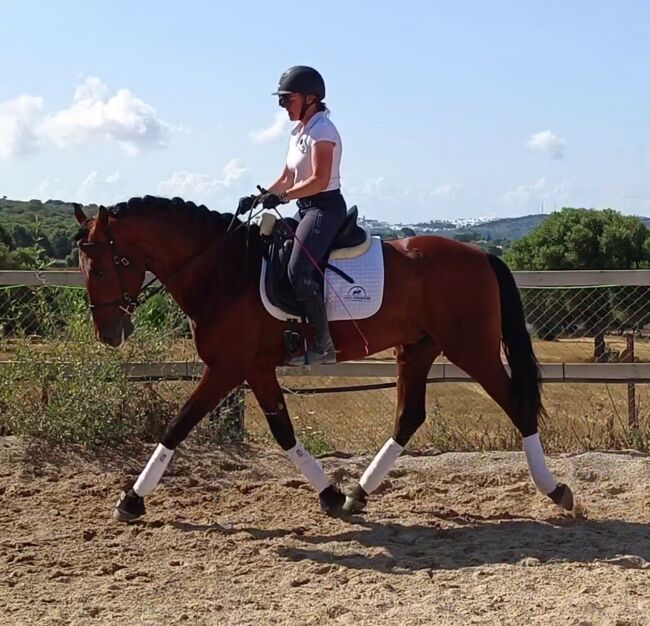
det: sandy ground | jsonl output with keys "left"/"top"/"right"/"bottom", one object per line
{"left": 1, "top": 437, "right": 649, "bottom": 626}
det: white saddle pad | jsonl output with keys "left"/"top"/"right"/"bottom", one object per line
{"left": 260, "top": 236, "right": 385, "bottom": 322}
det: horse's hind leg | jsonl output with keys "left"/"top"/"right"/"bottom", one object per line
{"left": 442, "top": 337, "right": 573, "bottom": 511}
{"left": 247, "top": 368, "right": 345, "bottom": 515}
{"left": 344, "top": 338, "right": 440, "bottom": 513}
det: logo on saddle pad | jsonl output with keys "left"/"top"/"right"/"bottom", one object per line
{"left": 344, "top": 285, "right": 371, "bottom": 302}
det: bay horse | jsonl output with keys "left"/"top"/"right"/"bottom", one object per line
{"left": 73, "top": 196, "right": 574, "bottom": 522}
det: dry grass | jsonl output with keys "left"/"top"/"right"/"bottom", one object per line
{"left": 2, "top": 336, "right": 649, "bottom": 452}
{"left": 243, "top": 377, "right": 650, "bottom": 454}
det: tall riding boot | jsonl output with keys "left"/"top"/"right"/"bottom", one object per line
{"left": 289, "top": 293, "right": 337, "bottom": 366}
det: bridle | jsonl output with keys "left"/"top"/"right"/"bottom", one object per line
{"left": 78, "top": 211, "right": 251, "bottom": 317}
{"left": 78, "top": 223, "right": 161, "bottom": 317}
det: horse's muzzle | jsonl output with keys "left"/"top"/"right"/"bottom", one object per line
{"left": 99, "top": 316, "right": 134, "bottom": 347}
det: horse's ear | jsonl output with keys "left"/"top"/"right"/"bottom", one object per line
{"left": 74, "top": 203, "right": 87, "bottom": 225}
{"left": 97, "top": 205, "right": 109, "bottom": 231}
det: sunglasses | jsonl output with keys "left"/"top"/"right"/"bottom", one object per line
{"left": 278, "top": 94, "right": 300, "bottom": 107}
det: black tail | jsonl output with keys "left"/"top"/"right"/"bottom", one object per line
{"left": 487, "top": 254, "right": 545, "bottom": 429}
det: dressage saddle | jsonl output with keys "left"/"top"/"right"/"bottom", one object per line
{"left": 262, "top": 206, "right": 369, "bottom": 317}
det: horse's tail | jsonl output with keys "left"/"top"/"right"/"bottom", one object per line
{"left": 487, "top": 254, "right": 546, "bottom": 427}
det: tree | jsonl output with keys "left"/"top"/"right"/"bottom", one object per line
{"left": 504, "top": 208, "right": 650, "bottom": 360}
{"left": 0, "top": 223, "right": 12, "bottom": 248}
{"left": 505, "top": 208, "right": 650, "bottom": 270}
{"left": 0, "top": 243, "right": 16, "bottom": 269}
{"left": 399, "top": 227, "right": 416, "bottom": 238}
{"left": 33, "top": 233, "right": 54, "bottom": 257}
{"left": 11, "top": 224, "right": 34, "bottom": 248}
{"left": 0, "top": 244, "right": 37, "bottom": 270}
{"left": 50, "top": 228, "right": 74, "bottom": 258}
{"left": 454, "top": 231, "right": 482, "bottom": 243}
{"left": 65, "top": 248, "right": 79, "bottom": 268}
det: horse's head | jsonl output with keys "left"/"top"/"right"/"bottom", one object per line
{"left": 74, "top": 204, "right": 145, "bottom": 347}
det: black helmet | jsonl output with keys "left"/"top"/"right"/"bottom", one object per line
{"left": 272, "top": 66, "right": 325, "bottom": 100}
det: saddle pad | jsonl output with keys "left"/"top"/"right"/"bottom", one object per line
{"left": 260, "top": 236, "right": 385, "bottom": 322}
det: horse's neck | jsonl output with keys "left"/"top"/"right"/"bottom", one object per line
{"left": 120, "top": 216, "right": 226, "bottom": 316}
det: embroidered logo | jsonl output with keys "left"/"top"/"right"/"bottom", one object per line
{"left": 344, "top": 285, "right": 371, "bottom": 302}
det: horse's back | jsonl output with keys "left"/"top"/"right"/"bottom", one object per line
{"left": 386, "top": 234, "right": 488, "bottom": 262}
{"left": 382, "top": 234, "right": 501, "bottom": 324}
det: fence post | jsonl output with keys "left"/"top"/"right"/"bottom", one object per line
{"left": 625, "top": 333, "right": 638, "bottom": 429}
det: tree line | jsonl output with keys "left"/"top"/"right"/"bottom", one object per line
{"left": 0, "top": 198, "right": 81, "bottom": 269}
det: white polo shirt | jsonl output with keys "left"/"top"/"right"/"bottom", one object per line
{"left": 286, "top": 111, "right": 342, "bottom": 192}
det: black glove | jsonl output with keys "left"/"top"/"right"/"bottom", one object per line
{"left": 236, "top": 195, "right": 257, "bottom": 215}
{"left": 259, "top": 192, "right": 286, "bottom": 210}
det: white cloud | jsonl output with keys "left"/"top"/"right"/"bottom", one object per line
{"left": 350, "top": 179, "right": 461, "bottom": 208}
{"left": 348, "top": 177, "right": 394, "bottom": 199}
{"left": 526, "top": 130, "right": 566, "bottom": 159}
{"left": 0, "top": 77, "right": 172, "bottom": 158}
{"left": 37, "top": 177, "right": 70, "bottom": 201}
{"left": 431, "top": 184, "right": 459, "bottom": 200}
{"left": 76, "top": 171, "right": 125, "bottom": 205}
{"left": 39, "top": 76, "right": 170, "bottom": 155}
{"left": 503, "top": 177, "right": 547, "bottom": 203}
{"left": 0, "top": 95, "right": 44, "bottom": 158}
{"left": 157, "top": 159, "right": 247, "bottom": 203}
{"left": 503, "top": 177, "right": 572, "bottom": 208}
{"left": 249, "top": 112, "right": 290, "bottom": 144}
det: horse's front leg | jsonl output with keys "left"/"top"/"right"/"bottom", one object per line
{"left": 247, "top": 368, "right": 345, "bottom": 515}
{"left": 114, "top": 365, "right": 244, "bottom": 522}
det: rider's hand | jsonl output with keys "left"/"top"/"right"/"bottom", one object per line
{"left": 236, "top": 195, "right": 257, "bottom": 215}
{"left": 259, "top": 192, "right": 287, "bottom": 210}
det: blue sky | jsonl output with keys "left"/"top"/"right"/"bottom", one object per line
{"left": 1, "top": 1, "right": 649, "bottom": 222}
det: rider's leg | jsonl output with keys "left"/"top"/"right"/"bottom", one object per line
{"left": 288, "top": 198, "right": 346, "bottom": 365}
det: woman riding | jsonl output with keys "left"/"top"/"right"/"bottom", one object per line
{"left": 239, "top": 65, "right": 347, "bottom": 365}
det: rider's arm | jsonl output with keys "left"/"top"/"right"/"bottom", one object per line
{"left": 283, "top": 141, "right": 334, "bottom": 201}
{"left": 266, "top": 166, "right": 295, "bottom": 195}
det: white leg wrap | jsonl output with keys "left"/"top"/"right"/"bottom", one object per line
{"left": 523, "top": 433, "right": 556, "bottom": 495}
{"left": 286, "top": 441, "right": 331, "bottom": 493}
{"left": 133, "top": 444, "right": 175, "bottom": 497}
{"left": 359, "top": 438, "right": 404, "bottom": 495}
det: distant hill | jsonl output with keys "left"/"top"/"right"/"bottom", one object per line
{"left": 3, "top": 197, "right": 650, "bottom": 250}
{"left": 440, "top": 214, "right": 549, "bottom": 241}
{"left": 430, "top": 213, "right": 650, "bottom": 242}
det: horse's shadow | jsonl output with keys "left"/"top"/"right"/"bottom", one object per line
{"left": 243, "top": 513, "right": 650, "bottom": 572}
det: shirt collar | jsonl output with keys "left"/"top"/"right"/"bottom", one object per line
{"left": 291, "top": 111, "right": 327, "bottom": 136}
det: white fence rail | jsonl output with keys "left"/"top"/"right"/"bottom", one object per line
{"left": 3, "top": 270, "right": 650, "bottom": 384}
{"left": 1, "top": 360, "right": 647, "bottom": 383}
{"left": 4, "top": 269, "right": 650, "bottom": 288}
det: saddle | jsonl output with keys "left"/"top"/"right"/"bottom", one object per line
{"left": 261, "top": 206, "right": 370, "bottom": 317}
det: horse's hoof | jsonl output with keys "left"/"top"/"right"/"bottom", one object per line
{"left": 342, "top": 485, "right": 368, "bottom": 514}
{"left": 342, "top": 496, "right": 366, "bottom": 514}
{"left": 319, "top": 485, "right": 346, "bottom": 515}
{"left": 548, "top": 483, "right": 574, "bottom": 511}
{"left": 114, "top": 488, "right": 145, "bottom": 523}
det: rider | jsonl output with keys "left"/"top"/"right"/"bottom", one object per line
{"left": 239, "top": 65, "right": 347, "bottom": 365}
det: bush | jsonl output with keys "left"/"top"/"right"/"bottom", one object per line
{"left": 0, "top": 287, "right": 189, "bottom": 444}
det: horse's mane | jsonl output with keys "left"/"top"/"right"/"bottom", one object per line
{"left": 108, "top": 195, "right": 239, "bottom": 229}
